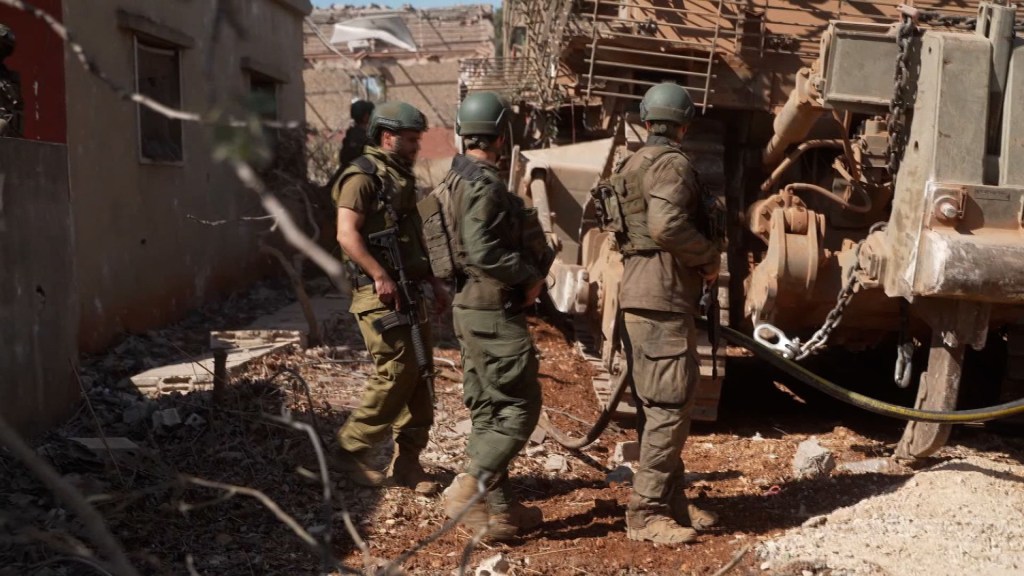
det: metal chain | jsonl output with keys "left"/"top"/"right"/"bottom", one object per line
{"left": 913, "top": 9, "right": 977, "bottom": 30}
{"left": 886, "top": 13, "right": 916, "bottom": 180}
{"left": 753, "top": 242, "right": 865, "bottom": 361}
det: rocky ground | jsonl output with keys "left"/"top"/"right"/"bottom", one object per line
{"left": 2, "top": 279, "right": 1023, "bottom": 576}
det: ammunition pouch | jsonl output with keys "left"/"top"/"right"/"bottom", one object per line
{"left": 591, "top": 147, "right": 683, "bottom": 256}
{"left": 417, "top": 171, "right": 462, "bottom": 280}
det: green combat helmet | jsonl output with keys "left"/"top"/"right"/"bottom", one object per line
{"left": 456, "top": 91, "right": 510, "bottom": 136}
{"left": 368, "top": 101, "right": 427, "bottom": 140}
{"left": 639, "top": 82, "right": 695, "bottom": 126}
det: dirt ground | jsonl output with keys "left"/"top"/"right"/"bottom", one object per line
{"left": 2, "top": 281, "right": 1023, "bottom": 576}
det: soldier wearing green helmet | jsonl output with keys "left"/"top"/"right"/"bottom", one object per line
{"left": 610, "top": 82, "right": 722, "bottom": 544}
{"left": 434, "top": 90, "right": 552, "bottom": 541}
{"left": 331, "top": 100, "right": 449, "bottom": 495}
{"left": 0, "top": 23, "right": 23, "bottom": 138}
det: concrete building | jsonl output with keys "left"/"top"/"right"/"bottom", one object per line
{"left": 0, "top": 0, "right": 312, "bottom": 436}
{"left": 304, "top": 3, "right": 496, "bottom": 174}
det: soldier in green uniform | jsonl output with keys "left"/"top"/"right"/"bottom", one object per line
{"left": 614, "top": 83, "right": 722, "bottom": 544}
{"left": 0, "top": 24, "right": 22, "bottom": 138}
{"left": 333, "top": 101, "right": 449, "bottom": 495}
{"left": 438, "top": 91, "right": 554, "bottom": 541}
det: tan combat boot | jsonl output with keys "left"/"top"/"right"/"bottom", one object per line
{"left": 626, "top": 509, "right": 698, "bottom": 545}
{"left": 669, "top": 492, "right": 719, "bottom": 531}
{"left": 389, "top": 448, "right": 440, "bottom": 496}
{"left": 685, "top": 504, "right": 719, "bottom": 530}
{"left": 441, "top": 473, "right": 490, "bottom": 533}
{"left": 485, "top": 502, "right": 544, "bottom": 541}
{"left": 330, "top": 447, "right": 386, "bottom": 488}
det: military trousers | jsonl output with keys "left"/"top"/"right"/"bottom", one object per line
{"left": 621, "top": 309, "right": 699, "bottom": 513}
{"left": 453, "top": 307, "right": 542, "bottom": 509}
{"left": 337, "top": 301, "right": 435, "bottom": 455}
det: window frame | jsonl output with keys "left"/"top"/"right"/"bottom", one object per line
{"left": 133, "top": 35, "right": 185, "bottom": 166}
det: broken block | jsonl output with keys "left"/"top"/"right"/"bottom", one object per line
{"left": 611, "top": 440, "right": 640, "bottom": 465}
{"left": 70, "top": 437, "right": 140, "bottom": 452}
{"left": 152, "top": 408, "right": 182, "bottom": 429}
{"left": 792, "top": 438, "right": 836, "bottom": 479}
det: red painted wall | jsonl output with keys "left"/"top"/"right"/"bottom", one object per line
{"left": 0, "top": 0, "right": 66, "bottom": 143}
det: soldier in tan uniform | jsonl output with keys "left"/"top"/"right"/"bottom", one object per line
{"left": 611, "top": 83, "right": 722, "bottom": 544}
{"left": 333, "top": 101, "right": 449, "bottom": 495}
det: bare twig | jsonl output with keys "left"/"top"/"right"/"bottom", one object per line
{"left": 179, "top": 476, "right": 316, "bottom": 546}
{"left": 381, "top": 474, "right": 492, "bottom": 574}
{"left": 456, "top": 528, "right": 487, "bottom": 576}
{"left": 0, "top": 414, "right": 141, "bottom": 576}
{"left": 231, "top": 159, "right": 347, "bottom": 288}
{"left": 71, "top": 360, "right": 125, "bottom": 486}
{"left": 341, "top": 511, "right": 372, "bottom": 572}
{"left": 186, "top": 214, "right": 276, "bottom": 226}
{"left": 260, "top": 240, "right": 323, "bottom": 346}
{"left": 304, "top": 16, "right": 362, "bottom": 73}
{"left": 185, "top": 554, "right": 203, "bottom": 576}
{"left": 710, "top": 545, "right": 752, "bottom": 576}
{"left": 27, "top": 556, "right": 117, "bottom": 576}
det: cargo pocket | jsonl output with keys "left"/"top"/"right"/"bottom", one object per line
{"left": 635, "top": 337, "right": 695, "bottom": 406}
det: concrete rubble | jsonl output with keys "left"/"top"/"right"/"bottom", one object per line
{"left": 792, "top": 438, "right": 836, "bottom": 479}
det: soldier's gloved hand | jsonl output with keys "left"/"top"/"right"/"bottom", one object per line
{"left": 374, "top": 272, "right": 401, "bottom": 311}
{"left": 429, "top": 276, "right": 451, "bottom": 314}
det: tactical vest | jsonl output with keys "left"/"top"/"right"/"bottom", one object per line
{"left": 417, "top": 156, "right": 473, "bottom": 281}
{"left": 590, "top": 146, "right": 685, "bottom": 256}
{"left": 337, "top": 150, "right": 431, "bottom": 281}
{"left": 419, "top": 155, "right": 554, "bottom": 282}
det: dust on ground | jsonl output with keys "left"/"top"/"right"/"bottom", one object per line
{"left": 2, "top": 282, "right": 1023, "bottom": 575}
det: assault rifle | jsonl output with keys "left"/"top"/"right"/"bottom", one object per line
{"left": 699, "top": 277, "right": 721, "bottom": 381}
{"left": 367, "top": 227, "right": 435, "bottom": 401}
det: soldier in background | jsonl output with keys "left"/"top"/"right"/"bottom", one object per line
{"left": 338, "top": 99, "right": 375, "bottom": 168}
{"left": 0, "top": 24, "right": 23, "bottom": 138}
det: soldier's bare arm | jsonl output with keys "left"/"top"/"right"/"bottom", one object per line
{"left": 337, "top": 207, "right": 400, "bottom": 309}
{"left": 645, "top": 155, "right": 719, "bottom": 273}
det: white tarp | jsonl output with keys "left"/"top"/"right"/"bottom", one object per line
{"left": 330, "top": 15, "right": 417, "bottom": 52}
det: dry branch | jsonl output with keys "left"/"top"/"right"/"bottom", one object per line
{"left": 0, "top": 414, "right": 141, "bottom": 576}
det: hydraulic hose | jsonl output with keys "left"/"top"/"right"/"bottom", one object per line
{"left": 717, "top": 323, "right": 1024, "bottom": 423}
{"left": 538, "top": 369, "right": 630, "bottom": 450}
{"left": 540, "top": 320, "right": 1024, "bottom": 450}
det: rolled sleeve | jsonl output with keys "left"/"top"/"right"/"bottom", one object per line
{"left": 645, "top": 155, "right": 718, "bottom": 269}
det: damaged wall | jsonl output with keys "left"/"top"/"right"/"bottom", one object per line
{"left": 0, "top": 139, "right": 79, "bottom": 437}
{"left": 0, "top": 0, "right": 67, "bottom": 143}
{"left": 62, "top": 0, "right": 311, "bottom": 353}
{"left": 304, "top": 5, "right": 494, "bottom": 163}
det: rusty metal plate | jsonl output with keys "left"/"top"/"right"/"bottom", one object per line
{"left": 822, "top": 22, "right": 898, "bottom": 113}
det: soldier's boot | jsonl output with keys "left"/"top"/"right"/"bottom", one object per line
{"left": 388, "top": 446, "right": 440, "bottom": 496}
{"left": 441, "top": 473, "right": 490, "bottom": 533}
{"left": 329, "top": 447, "right": 386, "bottom": 488}
{"left": 626, "top": 510, "right": 698, "bottom": 545}
{"left": 669, "top": 491, "right": 718, "bottom": 531}
{"left": 626, "top": 495, "right": 697, "bottom": 545}
{"left": 485, "top": 502, "right": 544, "bottom": 541}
